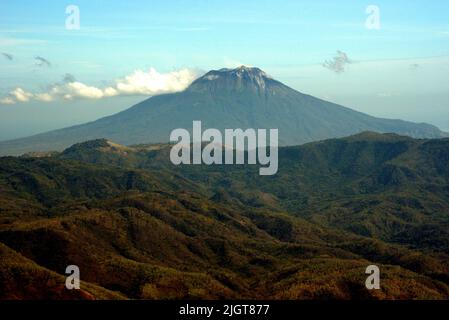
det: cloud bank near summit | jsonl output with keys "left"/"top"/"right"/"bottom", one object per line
{"left": 0, "top": 68, "right": 201, "bottom": 105}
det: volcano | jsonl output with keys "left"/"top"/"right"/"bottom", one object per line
{"left": 0, "top": 66, "right": 446, "bottom": 155}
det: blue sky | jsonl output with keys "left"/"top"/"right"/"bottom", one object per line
{"left": 1, "top": 0, "right": 449, "bottom": 140}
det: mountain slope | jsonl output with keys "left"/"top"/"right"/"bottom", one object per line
{"left": 0, "top": 66, "right": 446, "bottom": 156}
{"left": 2, "top": 133, "right": 449, "bottom": 299}
{"left": 52, "top": 132, "right": 449, "bottom": 254}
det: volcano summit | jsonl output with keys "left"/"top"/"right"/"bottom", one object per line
{"left": 0, "top": 66, "right": 446, "bottom": 156}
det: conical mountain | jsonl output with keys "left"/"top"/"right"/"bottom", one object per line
{"left": 0, "top": 66, "right": 446, "bottom": 155}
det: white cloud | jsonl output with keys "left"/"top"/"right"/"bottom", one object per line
{"left": 0, "top": 97, "right": 16, "bottom": 105}
{"left": 65, "top": 82, "right": 108, "bottom": 99}
{"left": 115, "top": 68, "right": 198, "bottom": 95}
{"left": 0, "top": 68, "right": 201, "bottom": 105}
{"left": 10, "top": 88, "right": 33, "bottom": 102}
{"left": 35, "top": 93, "right": 54, "bottom": 102}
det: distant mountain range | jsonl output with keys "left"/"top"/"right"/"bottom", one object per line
{"left": 1, "top": 132, "right": 449, "bottom": 299}
{"left": 0, "top": 66, "right": 447, "bottom": 156}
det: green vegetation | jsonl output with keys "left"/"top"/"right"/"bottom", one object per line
{"left": 1, "top": 132, "right": 449, "bottom": 299}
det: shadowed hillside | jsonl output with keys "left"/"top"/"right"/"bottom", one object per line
{"left": 1, "top": 132, "right": 449, "bottom": 299}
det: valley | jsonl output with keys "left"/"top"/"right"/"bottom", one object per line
{"left": 1, "top": 132, "right": 449, "bottom": 299}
